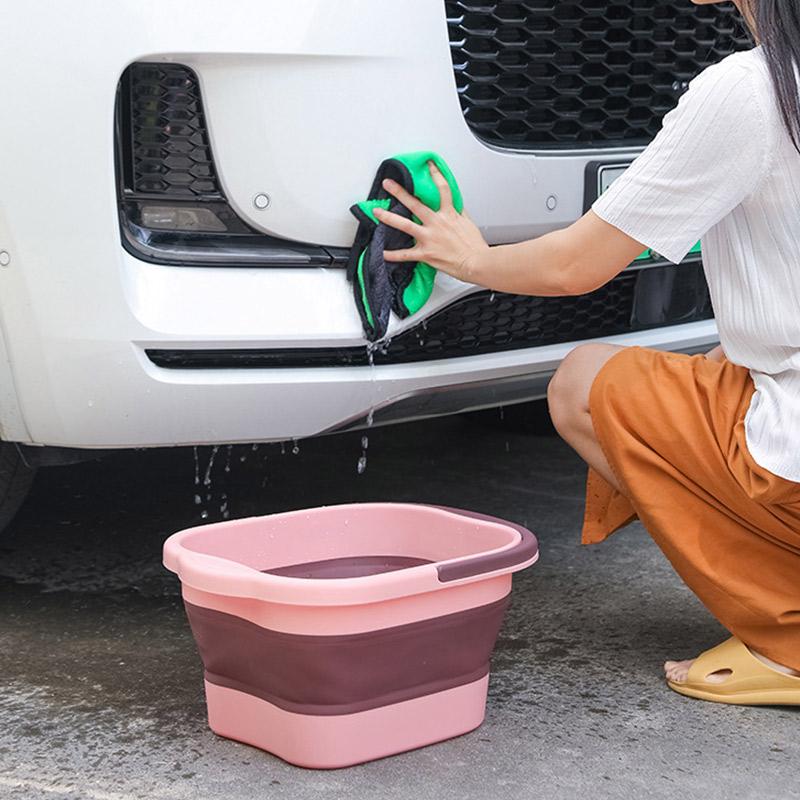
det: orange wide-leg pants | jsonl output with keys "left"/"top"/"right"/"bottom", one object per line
{"left": 582, "top": 346, "right": 800, "bottom": 671}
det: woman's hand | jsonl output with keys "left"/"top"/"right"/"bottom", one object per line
{"left": 372, "top": 161, "right": 490, "bottom": 283}
{"left": 372, "top": 160, "right": 645, "bottom": 297}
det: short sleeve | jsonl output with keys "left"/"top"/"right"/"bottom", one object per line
{"left": 591, "top": 54, "right": 773, "bottom": 264}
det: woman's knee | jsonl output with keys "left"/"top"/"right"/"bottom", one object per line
{"left": 548, "top": 343, "right": 624, "bottom": 433}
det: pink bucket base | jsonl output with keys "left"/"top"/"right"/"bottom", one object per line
{"left": 204, "top": 675, "right": 490, "bottom": 769}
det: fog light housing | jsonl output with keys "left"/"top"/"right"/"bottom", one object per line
{"left": 140, "top": 205, "right": 228, "bottom": 232}
{"left": 115, "top": 62, "right": 345, "bottom": 268}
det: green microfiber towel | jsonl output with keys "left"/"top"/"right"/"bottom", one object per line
{"left": 346, "top": 151, "right": 463, "bottom": 342}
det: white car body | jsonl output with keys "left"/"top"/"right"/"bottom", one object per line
{"left": 0, "top": 1, "right": 719, "bottom": 450}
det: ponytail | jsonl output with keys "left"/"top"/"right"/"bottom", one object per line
{"left": 749, "top": 0, "right": 800, "bottom": 152}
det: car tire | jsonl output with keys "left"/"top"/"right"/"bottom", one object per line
{"left": 0, "top": 442, "right": 35, "bottom": 532}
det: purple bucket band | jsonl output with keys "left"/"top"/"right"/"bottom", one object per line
{"left": 185, "top": 594, "right": 510, "bottom": 717}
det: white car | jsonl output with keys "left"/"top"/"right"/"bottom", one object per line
{"left": 0, "top": 1, "right": 745, "bottom": 526}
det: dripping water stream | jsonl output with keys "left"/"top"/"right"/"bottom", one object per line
{"left": 188, "top": 334, "right": 392, "bottom": 516}
{"left": 193, "top": 446, "right": 202, "bottom": 507}
{"left": 358, "top": 339, "right": 384, "bottom": 475}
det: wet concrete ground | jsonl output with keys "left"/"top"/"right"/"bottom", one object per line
{"left": 1, "top": 408, "right": 797, "bottom": 800}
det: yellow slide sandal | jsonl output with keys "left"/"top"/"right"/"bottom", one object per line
{"left": 667, "top": 637, "right": 800, "bottom": 706}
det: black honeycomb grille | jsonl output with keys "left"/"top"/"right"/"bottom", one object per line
{"left": 124, "top": 63, "right": 222, "bottom": 197}
{"left": 445, "top": 1, "right": 751, "bottom": 148}
{"left": 374, "top": 278, "right": 638, "bottom": 363}
{"left": 146, "top": 263, "right": 714, "bottom": 369}
{"left": 371, "top": 265, "right": 704, "bottom": 363}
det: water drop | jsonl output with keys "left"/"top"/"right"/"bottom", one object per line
{"left": 224, "top": 444, "right": 232, "bottom": 473}
{"left": 193, "top": 494, "right": 202, "bottom": 505}
{"left": 357, "top": 455, "right": 367, "bottom": 474}
{"left": 505, "top": 440, "right": 510, "bottom": 453}
{"left": 292, "top": 439, "right": 300, "bottom": 455}
{"left": 203, "top": 445, "right": 219, "bottom": 488}
{"left": 200, "top": 510, "right": 209, "bottom": 519}
{"left": 280, "top": 441, "right": 286, "bottom": 455}
{"left": 193, "top": 447, "right": 200, "bottom": 486}
{"left": 489, "top": 292, "right": 496, "bottom": 303}
{"left": 361, "top": 435, "right": 369, "bottom": 450}
{"left": 252, "top": 443, "right": 259, "bottom": 452}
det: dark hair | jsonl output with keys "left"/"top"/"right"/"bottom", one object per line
{"left": 748, "top": 0, "right": 800, "bottom": 152}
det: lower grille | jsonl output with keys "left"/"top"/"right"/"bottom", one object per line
{"left": 146, "top": 263, "right": 713, "bottom": 369}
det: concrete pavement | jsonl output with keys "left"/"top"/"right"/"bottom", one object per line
{"left": 1, "top": 411, "right": 797, "bottom": 800}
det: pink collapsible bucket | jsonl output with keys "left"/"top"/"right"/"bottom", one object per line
{"left": 163, "top": 502, "right": 538, "bottom": 769}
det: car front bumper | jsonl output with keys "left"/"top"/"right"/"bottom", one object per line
{"left": 0, "top": 1, "right": 717, "bottom": 448}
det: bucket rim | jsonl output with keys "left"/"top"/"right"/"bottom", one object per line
{"left": 163, "top": 502, "right": 538, "bottom": 606}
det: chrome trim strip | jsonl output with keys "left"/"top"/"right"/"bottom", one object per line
{"left": 120, "top": 216, "right": 335, "bottom": 268}
{"left": 479, "top": 140, "right": 647, "bottom": 159}
{"left": 325, "top": 370, "right": 556, "bottom": 434}
{"left": 324, "top": 341, "right": 715, "bottom": 434}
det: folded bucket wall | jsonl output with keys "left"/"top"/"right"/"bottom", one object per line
{"left": 163, "top": 503, "right": 538, "bottom": 768}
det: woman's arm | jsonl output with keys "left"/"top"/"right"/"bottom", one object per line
{"left": 468, "top": 209, "right": 647, "bottom": 295}
{"left": 373, "top": 161, "right": 646, "bottom": 297}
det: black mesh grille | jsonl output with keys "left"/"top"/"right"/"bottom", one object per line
{"left": 445, "top": 1, "right": 751, "bottom": 148}
{"left": 146, "top": 263, "right": 714, "bottom": 369}
{"left": 377, "top": 276, "right": 637, "bottom": 363}
{"left": 124, "top": 63, "right": 222, "bottom": 197}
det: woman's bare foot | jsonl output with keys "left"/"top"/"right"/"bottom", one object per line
{"left": 664, "top": 659, "right": 700, "bottom": 684}
{"left": 664, "top": 649, "right": 800, "bottom": 684}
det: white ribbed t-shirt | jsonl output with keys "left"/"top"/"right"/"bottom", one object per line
{"left": 593, "top": 45, "right": 800, "bottom": 484}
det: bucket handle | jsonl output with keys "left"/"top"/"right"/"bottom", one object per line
{"left": 426, "top": 505, "right": 539, "bottom": 583}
